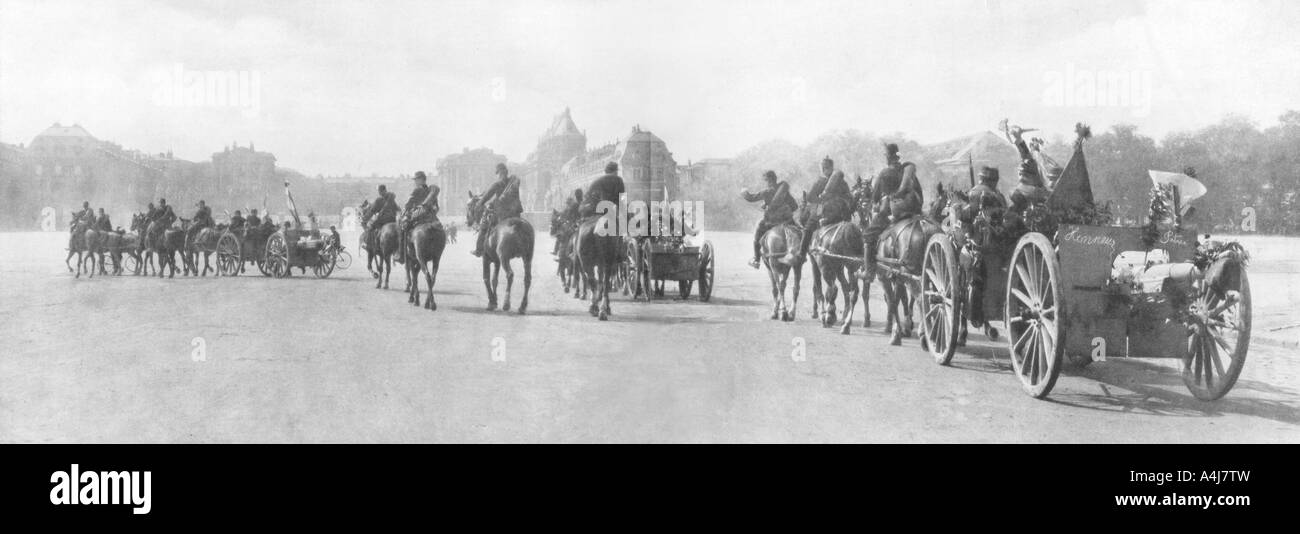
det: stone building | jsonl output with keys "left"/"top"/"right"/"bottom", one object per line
{"left": 435, "top": 147, "right": 507, "bottom": 215}
{"left": 553, "top": 125, "right": 678, "bottom": 208}
{"left": 523, "top": 108, "right": 587, "bottom": 211}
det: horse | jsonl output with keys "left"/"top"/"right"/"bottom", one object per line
{"left": 362, "top": 221, "right": 399, "bottom": 289}
{"left": 874, "top": 167, "right": 943, "bottom": 346}
{"left": 130, "top": 214, "right": 156, "bottom": 276}
{"left": 446, "top": 223, "right": 458, "bottom": 244}
{"left": 550, "top": 209, "right": 581, "bottom": 294}
{"left": 794, "top": 195, "right": 824, "bottom": 319}
{"left": 466, "top": 191, "right": 534, "bottom": 314}
{"left": 144, "top": 219, "right": 186, "bottom": 278}
{"left": 760, "top": 220, "right": 805, "bottom": 321}
{"left": 64, "top": 220, "right": 93, "bottom": 276}
{"left": 74, "top": 222, "right": 108, "bottom": 279}
{"left": 403, "top": 221, "right": 448, "bottom": 310}
{"left": 569, "top": 229, "right": 586, "bottom": 300}
{"left": 101, "top": 228, "right": 141, "bottom": 275}
{"left": 574, "top": 212, "right": 621, "bottom": 321}
{"left": 809, "top": 219, "right": 865, "bottom": 335}
{"left": 185, "top": 224, "right": 223, "bottom": 276}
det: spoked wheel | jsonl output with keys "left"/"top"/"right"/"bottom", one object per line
{"left": 256, "top": 257, "right": 271, "bottom": 277}
{"left": 336, "top": 250, "right": 352, "bottom": 270}
{"left": 697, "top": 241, "right": 714, "bottom": 302}
{"left": 624, "top": 240, "right": 641, "bottom": 298}
{"left": 265, "top": 233, "right": 290, "bottom": 278}
{"left": 313, "top": 250, "right": 336, "bottom": 278}
{"left": 123, "top": 253, "right": 140, "bottom": 276}
{"left": 216, "top": 233, "right": 242, "bottom": 276}
{"left": 1004, "top": 232, "right": 1064, "bottom": 399}
{"left": 1183, "top": 258, "right": 1251, "bottom": 401}
{"left": 921, "top": 233, "right": 960, "bottom": 365}
{"left": 635, "top": 240, "right": 652, "bottom": 301}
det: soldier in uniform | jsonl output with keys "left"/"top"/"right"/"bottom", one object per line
{"left": 244, "top": 209, "right": 261, "bottom": 236}
{"left": 71, "top": 201, "right": 92, "bottom": 233}
{"left": 229, "top": 210, "right": 246, "bottom": 234}
{"left": 961, "top": 166, "right": 1008, "bottom": 326}
{"left": 151, "top": 199, "right": 176, "bottom": 241}
{"left": 364, "top": 185, "right": 396, "bottom": 230}
{"left": 396, "top": 171, "right": 437, "bottom": 263}
{"left": 581, "top": 162, "right": 626, "bottom": 220}
{"left": 552, "top": 188, "right": 584, "bottom": 257}
{"left": 144, "top": 202, "right": 158, "bottom": 224}
{"left": 259, "top": 213, "right": 276, "bottom": 235}
{"left": 859, "top": 144, "right": 905, "bottom": 278}
{"left": 187, "top": 200, "right": 213, "bottom": 246}
{"left": 95, "top": 208, "right": 113, "bottom": 232}
{"left": 742, "top": 170, "right": 798, "bottom": 269}
{"left": 470, "top": 163, "right": 522, "bottom": 257}
{"left": 799, "top": 156, "right": 835, "bottom": 256}
{"left": 816, "top": 169, "right": 854, "bottom": 226}
{"left": 1003, "top": 123, "right": 1051, "bottom": 217}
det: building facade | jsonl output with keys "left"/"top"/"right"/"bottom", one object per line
{"left": 435, "top": 147, "right": 507, "bottom": 215}
{"left": 554, "top": 125, "right": 679, "bottom": 208}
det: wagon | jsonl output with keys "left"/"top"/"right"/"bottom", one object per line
{"left": 215, "top": 227, "right": 273, "bottom": 277}
{"left": 260, "top": 228, "right": 338, "bottom": 278}
{"left": 626, "top": 236, "right": 715, "bottom": 301}
{"left": 919, "top": 142, "right": 1250, "bottom": 401}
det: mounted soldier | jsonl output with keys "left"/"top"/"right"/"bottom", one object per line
{"left": 71, "top": 201, "right": 92, "bottom": 234}
{"left": 860, "top": 143, "right": 905, "bottom": 278}
{"left": 244, "top": 209, "right": 262, "bottom": 237}
{"left": 396, "top": 171, "right": 438, "bottom": 263}
{"left": 186, "top": 200, "right": 213, "bottom": 246}
{"left": 151, "top": 198, "right": 176, "bottom": 241}
{"left": 742, "top": 170, "right": 798, "bottom": 268}
{"left": 94, "top": 208, "right": 113, "bottom": 233}
{"left": 799, "top": 156, "right": 835, "bottom": 256}
{"left": 471, "top": 163, "right": 522, "bottom": 257}
{"left": 552, "top": 188, "right": 583, "bottom": 258}
{"left": 817, "top": 169, "right": 854, "bottom": 227}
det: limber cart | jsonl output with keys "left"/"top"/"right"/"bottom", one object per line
{"left": 627, "top": 236, "right": 715, "bottom": 302}
{"left": 918, "top": 139, "right": 1250, "bottom": 400}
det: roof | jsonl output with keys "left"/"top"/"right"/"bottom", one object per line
{"left": 543, "top": 107, "right": 582, "bottom": 138}
{"left": 34, "top": 123, "right": 96, "bottom": 139}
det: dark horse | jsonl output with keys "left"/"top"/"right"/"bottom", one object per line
{"left": 360, "top": 206, "right": 400, "bottom": 290}
{"left": 574, "top": 214, "right": 621, "bottom": 320}
{"left": 809, "top": 220, "right": 865, "bottom": 334}
{"left": 144, "top": 219, "right": 186, "bottom": 278}
{"left": 550, "top": 209, "right": 582, "bottom": 295}
{"left": 404, "top": 221, "right": 448, "bottom": 310}
{"left": 759, "top": 202, "right": 813, "bottom": 321}
{"left": 874, "top": 164, "right": 942, "bottom": 345}
{"left": 467, "top": 191, "right": 534, "bottom": 314}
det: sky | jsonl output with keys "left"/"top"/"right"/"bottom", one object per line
{"left": 2, "top": 0, "right": 1299, "bottom": 176}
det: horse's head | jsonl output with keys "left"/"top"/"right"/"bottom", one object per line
{"left": 549, "top": 208, "right": 563, "bottom": 236}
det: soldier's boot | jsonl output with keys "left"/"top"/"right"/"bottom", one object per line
{"left": 471, "top": 231, "right": 485, "bottom": 257}
{"left": 749, "top": 241, "right": 762, "bottom": 269}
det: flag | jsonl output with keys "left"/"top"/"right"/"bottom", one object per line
{"left": 284, "top": 180, "right": 303, "bottom": 228}
{"left": 1047, "top": 138, "right": 1094, "bottom": 212}
{"left": 1148, "top": 171, "right": 1206, "bottom": 215}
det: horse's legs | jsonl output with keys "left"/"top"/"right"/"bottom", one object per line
{"left": 886, "top": 278, "right": 904, "bottom": 345}
{"left": 861, "top": 272, "right": 872, "bottom": 328}
{"left": 840, "top": 267, "right": 859, "bottom": 336}
{"left": 598, "top": 263, "right": 611, "bottom": 321}
{"left": 65, "top": 248, "right": 75, "bottom": 273}
{"left": 483, "top": 257, "right": 497, "bottom": 311}
{"left": 810, "top": 255, "right": 823, "bottom": 319}
{"left": 788, "top": 260, "right": 801, "bottom": 322}
{"left": 821, "top": 262, "right": 838, "bottom": 328}
{"left": 518, "top": 256, "right": 531, "bottom": 315}
{"left": 586, "top": 261, "right": 600, "bottom": 317}
{"left": 425, "top": 258, "right": 439, "bottom": 311}
{"left": 383, "top": 256, "right": 392, "bottom": 289}
{"left": 502, "top": 256, "right": 515, "bottom": 312}
{"left": 765, "top": 259, "right": 781, "bottom": 320}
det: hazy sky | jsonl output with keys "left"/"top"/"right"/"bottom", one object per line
{"left": 2, "top": 0, "right": 1298, "bottom": 176}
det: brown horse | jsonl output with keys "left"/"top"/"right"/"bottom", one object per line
{"left": 550, "top": 209, "right": 582, "bottom": 294}
{"left": 809, "top": 221, "right": 865, "bottom": 334}
{"left": 760, "top": 222, "right": 805, "bottom": 321}
{"left": 75, "top": 224, "right": 108, "bottom": 279}
{"left": 144, "top": 219, "right": 186, "bottom": 278}
{"left": 186, "top": 225, "right": 223, "bottom": 276}
{"left": 575, "top": 216, "right": 620, "bottom": 320}
{"left": 130, "top": 214, "right": 157, "bottom": 276}
{"left": 467, "top": 191, "right": 534, "bottom": 314}
{"left": 65, "top": 220, "right": 94, "bottom": 276}
{"left": 875, "top": 210, "right": 942, "bottom": 346}
{"left": 404, "top": 222, "right": 447, "bottom": 310}
{"left": 365, "top": 222, "right": 399, "bottom": 289}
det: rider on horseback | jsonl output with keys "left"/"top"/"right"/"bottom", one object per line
{"left": 471, "top": 163, "right": 522, "bottom": 257}
{"left": 552, "top": 188, "right": 583, "bottom": 258}
{"left": 94, "top": 208, "right": 113, "bottom": 233}
{"left": 150, "top": 199, "right": 176, "bottom": 241}
{"left": 859, "top": 143, "right": 905, "bottom": 279}
{"left": 742, "top": 170, "right": 797, "bottom": 269}
{"left": 396, "top": 172, "right": 438, "bottom": 263}
{"left": 581, "top": 162, "right": 625, "bottom": 220}
{"left": 817, "top": 169, "right": 854, "bottom": 226}
{"left": 186, "top": 200, "right": 213, "bottom": 246}
{"left": 229, "top": 210, "right": 245, "bottom": 234}
{"left": 799, "top": 156, "right": 836, "bottom": 257}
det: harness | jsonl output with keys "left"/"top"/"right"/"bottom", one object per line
{"left": 809, "top": 222, "right": 864, "bottom": 264}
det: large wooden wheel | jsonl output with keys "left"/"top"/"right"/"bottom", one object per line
{"left": 921, "top": 233, "right": 961, "bottom": 365}
{"left": 697, "top": 241, "right": 714, "bottom": 302}
{"left": 1183, "top": 258, "right": 1251, "bottom": 401}
{"left": 1004, "top": 232, "right": 1064, "bottom": 399}
{"left": 312, "top": 249, "right": 336, "bottom": 278}
{"left": 123, "top": 253, "right": 140, "bottom": 276}
{"left": 634, "top": 240, "right": 652, "bottom": 301}
{"left": 216, "top": 232, "right": 242, "bottom": 276}
{"left": 264, "top": 232, "right": 290, "bottom": 278}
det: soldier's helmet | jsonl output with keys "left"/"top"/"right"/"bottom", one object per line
{"left": 496, "top": 163, "right": 508, "bottom": 174}
{"left": 414, "top": 171, "right": 427, "bottom": 182}
{"left": 605, "top": 161, "right": 618, "bottom": 174}
{"left": 763, "top": 170, "right": 778, "bottom": 182}
{"left": 884, "top": 143, "right": 900, "bottom": 162}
